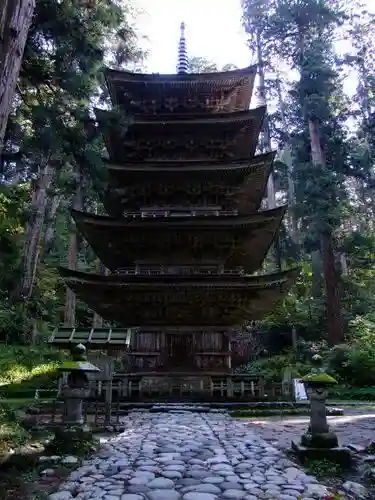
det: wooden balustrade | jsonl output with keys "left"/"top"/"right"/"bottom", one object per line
{"left": 114, "top": 267, "right": 244, "bottom": 276}
{"left": 123, "top": 209, "right": 238, "bottom": 218}
{"left": 91, "top": 375, "right": 289, "bottom": 402}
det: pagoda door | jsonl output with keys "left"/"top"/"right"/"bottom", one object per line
{"left": 166, "top": 333, "right": 195, "bottom": 370}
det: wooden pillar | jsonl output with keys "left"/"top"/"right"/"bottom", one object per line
{"left": 226, "top": 376, "right": 233, "bottom": 398}
{"left": 227, "top": 331, "right": 232, "bottom": 370}
{"left": 105, "top": 373, "right": 113, "bottom": 425}
{"left": 87, "top": 352, "right": 115, "bottom": 426}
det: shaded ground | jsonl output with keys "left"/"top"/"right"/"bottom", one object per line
{"left": 245, "top": 406, "right": 375, "bottom": 497}
{"left": 247, "top": 409, "right": 375, "bottom": 450}
{"left": 0, "top": 434, "right": 71, "bottom": 500}
{"left": 0, "top": 470, "right": 68, "bottom": 500}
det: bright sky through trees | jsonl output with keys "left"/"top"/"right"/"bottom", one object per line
{"left": 134, "top": 0, "right": 250, "bottom": 72}
{"left": 134, "top": 0, "right": 374, "bottom": 84}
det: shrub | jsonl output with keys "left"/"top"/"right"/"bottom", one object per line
{"left": 329, "top": 385, "right": 375, "bottom": 400}
{"left": 236, "top": 351, "right": 312, "bottom": 382}
{"left": 327, "top": 317, "right": 375, "bottom": 386}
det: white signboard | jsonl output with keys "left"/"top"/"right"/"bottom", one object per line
{"left": 293, "top": 378, "right": 308, "bottom": 401}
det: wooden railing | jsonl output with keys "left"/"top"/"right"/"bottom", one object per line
{"left": 115, "top": 267, "right": 244, "bottom": 276}
{"left": 123, "top": 209, "right": 238, "bottom": 218}
{"left": 108, "top": 374, "right": 288, "bottom": 402}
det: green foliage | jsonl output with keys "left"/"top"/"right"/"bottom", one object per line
{"left": 304, "top": 458, "right": 344, "bottom": 479}
{"left": 262, "top": 260, "right": 326, "bottom": 337}
{"left": 0, "top": 185, "right": 28, "bottom": 297}
{"left": 329, "top": 385, "right": 375, "bottom": 401}
{"left": 238, "top": 352, "right": 312, "bottom": 382}
{"left": 47, "top": 427, "right": 99, "bottom": 457}
{"left": 326, "top": 317, "right": 375, "bottom": 386}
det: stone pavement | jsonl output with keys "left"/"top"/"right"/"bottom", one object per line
{"left": 248, "top": 411, "right": 375, "bottom": 451}
{"left": 49, "top": 410, "right": 333, "bottom": 500}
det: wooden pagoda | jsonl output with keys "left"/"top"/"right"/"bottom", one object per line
{"left": 51, "top": 24, "right": 297, "bottom": 401}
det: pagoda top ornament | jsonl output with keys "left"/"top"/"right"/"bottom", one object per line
{"left": 177, "top": 21, "right": 189, "bottom": 74}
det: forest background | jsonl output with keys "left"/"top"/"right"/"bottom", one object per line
{"left": 1, "top": 0, "right": 375, "bottom": 400}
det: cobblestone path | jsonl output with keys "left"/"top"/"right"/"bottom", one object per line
{"left": 49, "top": 410, "right": 333, "bottom": 500}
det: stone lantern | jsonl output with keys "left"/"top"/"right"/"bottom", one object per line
{"left": 301, "top": 373, "right": 338, "bottom": 448}
{"left": 292, "top": 373, "right": 351, "bottom": 465}
{"left": 59, "top": 343, "right": 100, "bottom": 425}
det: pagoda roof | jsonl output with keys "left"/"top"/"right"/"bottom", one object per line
{"left": 101, "top": 152, "right": 275, "bottom": 216}
{"left": 71, "top": 206, "right": 286, "bottom": 273}
{"left": 95, "top": 107, "right": 266, "bottom": 162}
{"left": 105, "top": 65, "right": 257, "bottom": 115}
{"left": 58, "top": 267, "right": 299, "bottom": 327}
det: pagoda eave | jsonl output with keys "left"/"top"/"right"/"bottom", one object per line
{"left": 103, "top": 151, "right": 275, "bottom": 172}
{"left": 104, "top": 65, "right": 257, "bottom": 115}
{"left": 105, "top": 65, "right": 257, "bottom": 84}
{"left": 96, "top": 107, "right": 266, "bottom": 162}
{"left": 72, "top": 206, "right": 284, "bottom": 228}
{"left": 59, "top": 266, "right": 298, "bottom": 284}
{"left": 59, "top": 268, "right": 298, "bottom": 327}
{"left": 71, "top": 207, "right": 285, "bottom": 272}
{"left": 98, "top": 152, "right": 275, "bottom": 216}
{"left": 96, "top": 107, "right": 265, "bottom": 126}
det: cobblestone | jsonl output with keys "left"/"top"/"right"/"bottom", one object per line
{"left": 49, "top": 411, "right": 344, "bottom": 499}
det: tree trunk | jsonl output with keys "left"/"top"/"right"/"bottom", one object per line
{"left": 92, "top": 263, "right": 107, "bottom": 328}
{"left": 18, "top": 162, "right": 53, "bottom": 299}
{"left": 64, "top": 231, "right": 77, "bottom": 327}
{"left": 64, "top": 182, "right": 82, "bottom": 327}
{"left": 308, "top": 119, "right": 325, "bottom": 297}
{"left": 255, "top": 28, "right": 281, "bottom": 270}
{"left": 308, "top": 120, "right": 325, "bottom": 165}
{"left": 0, "top": 0, "right": 36, "bottom": 150}
{"left": 275, "top": 76, "right": 299, "bottom": 244}
{"left": 308, "top": 118, "right": 344, "bottom": 344}
{"left": 311, "top": 249, "right": 323, "bottom": 297}
{"left": 321, "top": 231, "right": 344, "bottom": 344}
{"left": 44, "top": 194, "right": 63, "bottom": 255}
{"left": 256, "top": 29, "right": 275, "bottom": 207}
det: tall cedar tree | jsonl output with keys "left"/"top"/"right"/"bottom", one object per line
{"left": 1, "top": 0, "right": 140, "bottom": 340}
{"left": 0, "top": 0, "right": 36, "bottom": 150}
{"left": 242, "top": 0, "right": 348, "bottom": 343}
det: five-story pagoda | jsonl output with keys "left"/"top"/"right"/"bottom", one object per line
{"left": 55, "top": 23, "right": 297, "bottom": 400}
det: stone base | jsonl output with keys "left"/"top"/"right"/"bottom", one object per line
{"left": 301, "top": 431, "right": 338, "bottom": 449}
{"left": 292, "top": 440, "right": 352, "bottom": 467}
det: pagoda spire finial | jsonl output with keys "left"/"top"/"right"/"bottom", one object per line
{"left": 177, "top": 21, "right": 189, "bottom": 74}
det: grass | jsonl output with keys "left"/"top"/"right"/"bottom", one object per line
{"left": 0, "top": 345, "right": 63, "bottom": 400}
